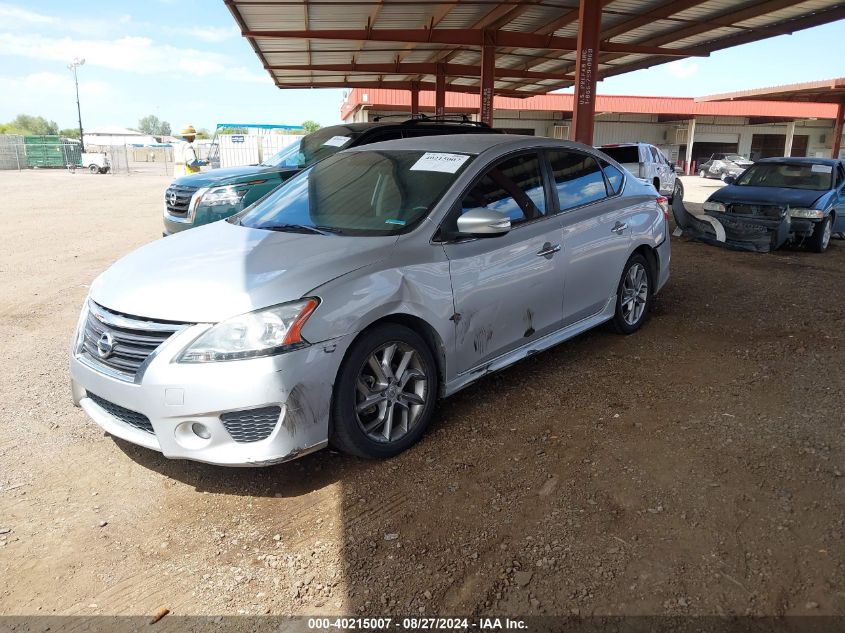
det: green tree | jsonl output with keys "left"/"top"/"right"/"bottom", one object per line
{"left": 138, "top": 115, "right": 171, "bottom": 136}
{"left": 302, "top": 120, "right": 321, "bottom": 134}
{"left": 59, "top": 128, "right": 81, "bottom": 139}
{"left": 0, "top": 114, "right": 59, "bottom": 135}
{"left": 195, "top": 127, "right": 211, "bottom": 140}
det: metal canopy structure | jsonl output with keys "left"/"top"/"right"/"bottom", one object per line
{"left": 698, "top": 77, "right": 845, "bottom": 157}
{"left": 226, "top": 0, "right": 845, "bottom": 143}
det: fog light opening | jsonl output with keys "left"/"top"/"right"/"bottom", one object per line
{"left": 191, "top": 422, "right": 211, "bottom": 439}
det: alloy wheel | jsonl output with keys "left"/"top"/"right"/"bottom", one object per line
{"left": 621, "top": 263, "right": 649, "bottom": 326}
{"left": 354, "top": 342, "right": 428, "bottom": 443}
{"left": 822, "top": 217, "right": 832, "bottom": 250}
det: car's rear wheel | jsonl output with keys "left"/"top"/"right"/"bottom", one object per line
{"left": 330, "top": 323, "right": 438, "bottom": 459}
{"left": 611, "top": 253, "right": 652, "bottom": 335}
{"left": 698, "top": 169, "right": 706, "bottom": 178}
{"left": 807, "top": 215, "right": 833, "bottom": 253}
{"left": 89, "top": 164, "right": 99, "bottom": 174}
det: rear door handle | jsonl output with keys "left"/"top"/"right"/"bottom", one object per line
{"left": 611, "top": 222, "right": 628, "bottom": 235}
{"left": 536, "top": 242, "right": 561, "bottom": 258}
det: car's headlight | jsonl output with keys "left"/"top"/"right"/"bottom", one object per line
{"left": 788, "top": 208, "right": 824, "bottom": 219}
{"left": 703, "top": 201, "right": 725, "bottom": 213}
{"left": 177, "top": 299, "right": 319, "bottom": 363}
{"left": 197, "top": 185, "right": 249, "bottom": 208}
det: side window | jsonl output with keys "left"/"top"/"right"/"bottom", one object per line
{"left": 600, "top": 160, "right": 624, "bottom": 195}
{"left": 547, "top": 150, "right": 608, "bottom": 211}
{"left": 458, "top": 153, "right": 547, "bottom": 226}
{"left": 649, "top": 146, "right": 661, "bottom": 164}
{"left": 836, "top": 164, "right": 845, "bottom": 188}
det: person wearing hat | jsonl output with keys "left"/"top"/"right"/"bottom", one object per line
{"left": 173, "top": 125, "right": 207, "bottom": 176}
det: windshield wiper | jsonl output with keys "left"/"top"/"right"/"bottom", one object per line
{"left": 259, "top": 223, "right": 342, "bottom": 236}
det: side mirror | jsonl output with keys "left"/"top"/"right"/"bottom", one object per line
{"left": 722, "top": 175, "right": 736, "bottom": 185}
{"left": 456, "top": 208, "right": 511, "bottom": 237}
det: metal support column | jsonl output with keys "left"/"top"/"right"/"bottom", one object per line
{"left": 479, "top": 44, "right": 495, "bottom": 127}
{"left": 571, "top": 0, "right": 601, "bottom": 144}
{"left": 784, "top": 120, "right": 795, "bottom": 157}
{"left": 685, "top": 118, "right": 696, "bottom": 175}
{"left": 435, "top": 63, "right": 446, "bottom": 117}
{"left": 832, "top": 101, "right": 844, "bottom": 159}
{"left": 410, "top": 81, "right": 420, "bottom": 116}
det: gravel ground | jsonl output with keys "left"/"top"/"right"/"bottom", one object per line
{"left": 0, "top": 172, "right": 843, "bottom": 619}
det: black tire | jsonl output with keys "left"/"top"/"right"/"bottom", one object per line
{"left": 88, "top": 164, "right": 99, "bottom": 174}
{"left": 807, "top": 215, "right": 833, "bottom": 253}
{"left": 669, "top": 179, "right": 684, "bottom": 204}
{"left": 698, "top": 169, "right": 707, "bottom": 179}
{"left": 611, "top": 253, "right": 653, "bottom": 335}
{"left": 330, "top": 323, "right": 438, "bottom": 459}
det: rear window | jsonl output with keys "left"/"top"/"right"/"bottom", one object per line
{"left": 600, "top": 146, "right": 639, "bottom": 165}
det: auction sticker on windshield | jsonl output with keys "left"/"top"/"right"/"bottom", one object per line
{"left": 410, "top": 152, "right": 470, "bottom": 173}
{"left": 322, "top": 136, "right": 352, "bottom": 147}
{"left": 811, "top": 164, "right": 832, "bottom": 173}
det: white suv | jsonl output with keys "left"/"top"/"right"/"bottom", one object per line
{"left": 598, "top": 142, "right": 682, "bottom": 202}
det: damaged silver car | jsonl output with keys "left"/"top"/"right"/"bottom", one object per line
{"left": 70, "top": 135, "right": 670, "bottom": 466}
{"left": 679, "top": 157, "right": 845, "bottom": 253}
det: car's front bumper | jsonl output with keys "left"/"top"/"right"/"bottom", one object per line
{"left": 70, "top": 326, "right": 354, "bottom": 466}
{"left": 682, "top": 211, "right": 819, "bottom": 253}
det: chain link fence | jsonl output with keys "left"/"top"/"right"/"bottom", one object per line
{"left": 0, "top": 136, "right": 176, "bottom": 176}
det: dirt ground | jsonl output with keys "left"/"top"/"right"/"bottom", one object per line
{"left": 1, "top": 170, "right": 843, "bottom": 620}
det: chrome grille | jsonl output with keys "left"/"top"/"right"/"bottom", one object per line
{"left": 88, "top": 393, "right": 154, "bottom": 434}
{"left": 220, "top": 406, "right": 282, "bottom": 443}
{"left": 164, "top": 184, "right": 199, "bottom": 218}
{"left": 80, "top": 302, "right": 184, "bottom": 380}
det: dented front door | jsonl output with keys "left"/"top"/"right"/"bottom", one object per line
{"left": 442, "top": 152, "right": 565, "bottom": 374}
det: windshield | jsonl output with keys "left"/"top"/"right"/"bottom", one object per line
{"left": 239, "top": 149, "right": 474, "bottom": 236}
{"left": 261, "top": 125, "right": 365, "bottom": 168}
{"left": 262, "top": 138, "right": 303, "bottom": 168}
{"left": 734, "top": 162, "right": 833, "bottom": 191}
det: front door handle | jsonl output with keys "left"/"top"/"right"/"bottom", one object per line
{"left": 611, "top": 221, "right": 628, "bottom": 235}
{"left": 536, "top": 242, "right": 561, "bottom": 259}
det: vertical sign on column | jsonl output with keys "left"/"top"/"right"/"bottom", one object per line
{"left": 435, "top": 63, "right": 446, "bottom": 117}
{"left": 480, "top": 44, "right": 495, "bottom": 127}
{"left": 571, "top": 0, "right": 601, "bottom": 145}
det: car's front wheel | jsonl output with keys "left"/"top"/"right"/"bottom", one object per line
{"left": 330, "top": 323, "right": 438, "bottom": 459}
{"left": 611, "top": 253, "right": 652, "bottom": 334}
{"left": 89, "top": 164, "right": 99, "bottom": 174}
{"left": 698, "top": 169, "right": 707, "bottom": 178}
{"left": 670, "top": 179, "right": 684, "bottom": 203}
{"left": 807, "top": 214, "right": 833, "bottom": 253}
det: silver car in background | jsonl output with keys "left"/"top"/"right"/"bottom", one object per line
{"left": 70, "top": 135, "right": 670, "bottom": 466}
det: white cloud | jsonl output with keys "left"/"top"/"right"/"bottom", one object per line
{"left": 0, "top": 33, "right": 265, "bottom": 82}
{"left": 180, "top": 26, "right": 239, "bottom": 43}
{"left": 665, "top": 59, "right": 699, "bottom": 79}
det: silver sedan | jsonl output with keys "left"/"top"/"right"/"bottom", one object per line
{"left": 70, "top": 135, "right": 670, "bottom": 465}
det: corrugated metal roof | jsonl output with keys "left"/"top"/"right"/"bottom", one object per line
{"left": 340, "top": 87, "right": 841, "bottom": 119}
{"left": 697, "top": 77, "right": 845, "bottom": 103}
{"left": 226, "top": 0, "right": 845, "bottom": 95}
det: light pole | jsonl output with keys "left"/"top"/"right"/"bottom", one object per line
{"left": 67, "top": 57, "right": 85, "bottom": 152}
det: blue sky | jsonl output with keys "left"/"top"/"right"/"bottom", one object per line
{"left": 1, "top": 1, "right": 843, "bottom": 132}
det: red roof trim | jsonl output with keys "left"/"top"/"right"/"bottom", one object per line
{"left": 340, "top": 88, "right": 839, "bottom": 121}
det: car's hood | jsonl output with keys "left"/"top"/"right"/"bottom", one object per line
{"left": 710, "top": 185, "right": 825, "bottom": 208}
{"left": 90, "top": 221, "right": 397, "bottom": 323}
{"left": 725, "top": 159, "right": 753, "bottom": 168}
{"left": 171, "top": 165, "right": 299, "bottom": 187}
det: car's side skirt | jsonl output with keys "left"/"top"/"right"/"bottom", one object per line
{"left": 442, "top": 295, "right": 616, "bottom": 398}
